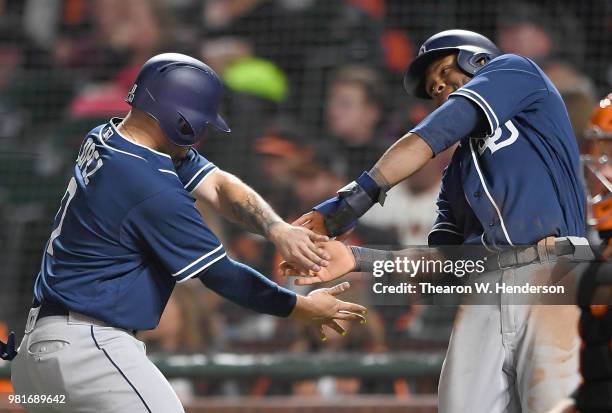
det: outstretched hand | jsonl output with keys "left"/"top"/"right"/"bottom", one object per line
{"left": 291, "top": 212, "right": 354, "bottom": 241}
{"left": 292, "top": 211, "right": 327, "bottom": 235}
{"left": 281, "top": 240, "right": 356, "bottom": 285}
{"left": 0, "top": 331, "right": 17, "bottom": 361}
{"left": 269, "top": 222, "right": 331, "bottom": 272}
{"left": 290, "top": 282, "right": 367, "bottom": 340}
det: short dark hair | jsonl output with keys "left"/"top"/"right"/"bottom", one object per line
{"left": 331, "top": 65, "right": 386, "bottom": 109}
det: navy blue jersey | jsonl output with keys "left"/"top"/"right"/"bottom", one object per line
{"left": 175, "top": 147, "right": 218, "bottom": 194}
{"left": 412, "top": 54, "right": 586, "bottom": 248}
{"left": 34, "top": 118, "right": 225, "bottom": 330}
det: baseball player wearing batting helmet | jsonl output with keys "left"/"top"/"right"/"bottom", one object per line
{"left": 285, "top": 30, "right": 593, "bottom": 412}
{"left": 3, "top": 53, "right": 366, "bottom": 412}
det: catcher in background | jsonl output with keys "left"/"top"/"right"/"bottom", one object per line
{"left": 583, "top": 93, "right": 612, "bottom": 257}
{"left": 547, "top": 92, "right": 612, "bottom": 413}
{"left": 284, "top": 29, "right": 593, "bottom": 413}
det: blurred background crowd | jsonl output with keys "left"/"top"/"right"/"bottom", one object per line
{"left": 0, "top": 0, "right": 610, "bottom": 403}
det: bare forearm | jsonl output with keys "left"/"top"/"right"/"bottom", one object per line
{"left": 207, "top": 171, "right": 329, "bottom": 271}
{"left": 219, "top": 175, "right": 283, "bottom": 237}
{"left": 370, "top": 132, "right": 433, "bottom": 188}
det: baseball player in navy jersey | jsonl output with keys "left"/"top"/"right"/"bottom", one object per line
{"left": 283, "top": 30, "right": 594, "bottom": 412}
{"left": 1, "top": 53, "right": 367, "bottom": 413}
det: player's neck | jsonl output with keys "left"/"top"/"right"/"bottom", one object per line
{"left": 118, "top": 111, "right": 185, "bottom": 160}
{"left": 118, "top": 111, "right": 164, "bottom": 149}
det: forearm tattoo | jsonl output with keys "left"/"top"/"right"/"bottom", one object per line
{"left": 229, "top": 192, "right": 283, "bottom": 237}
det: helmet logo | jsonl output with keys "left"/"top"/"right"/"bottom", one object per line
{"left": 126, "top": 84, "right": 138, "bottom": 103}
{"left": 419, "top": 45, "right": 427, "bottom": 55}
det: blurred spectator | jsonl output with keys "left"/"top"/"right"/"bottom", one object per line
{"left": 139, "top": 284, "right": 210, "bottom": 353}
{"left": 200, "top": 36, "right": 253, "bottom": 74}
{"left": 325, "top": 65, "right": 389, "bottom": 178}
{"left": 88, "top": 0, "right": 173, "bottom": 70}
{"left": 361, "top": 146, "right": 453, "bottom": 244}
{"left": 298, "top": 0, "right": 385, "bottom": 126}
{"left": 67, "top": 0, "right": 174, "bottom": 119}
{"left": 496, "top": 1, "right": 586, "bottom": 66}
{"left": 249, "top": 123, "right": 309, "bottom": 215}
{"left": 542, "top": 60, "right": 596, "bottom": 149}
{"left": 203, "top": 0, "right": 264, "bottom": 30}
{"left": 497, "top": 20, "right": 553, "bottom": 62}
{"left": 0, "top": 22, "right": 72, "bottom": 135}
{"left": 286, "top": 143, "right": 399, "bottom": 246}
{"left": 289, "top": 145, "right": 347, "bottom": 215}
{"left": 225, "top": 226, "right": 269, "bottom": 274}
{"left": 0, "top": 24, "right": 26, "bottom": 139}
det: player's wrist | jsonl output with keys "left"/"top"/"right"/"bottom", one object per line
{"left": 367, "top": 166, "right": 392, "bottom": 193}
{"left": 289, "top": 295, "right": 314, "bottom": 321}
{"left": 265, "top": 220, "right": 287, "bottom": 241}
{"left": 350, "top": 246, "right": 393, "bottom": 273}
{"left": 313, "top": 171, "right": 388, "bottom": 237}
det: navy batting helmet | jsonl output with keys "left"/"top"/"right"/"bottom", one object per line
{"left": 126, "top": 53, "right": 231, "bottom": 146}
{"left": 404, "top": 29, "right": 500, "bottom": 99}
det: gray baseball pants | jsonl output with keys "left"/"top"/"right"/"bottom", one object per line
{"left": 11, "top": 310, "right": 184, "bottom": 413}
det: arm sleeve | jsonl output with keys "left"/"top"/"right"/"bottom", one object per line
{"left": 174, "top": 148, "right": 218, "bottom": 193}
{"left": 410, "top": 95, "right": 485, "bottom": 156}
{"left": 449, "top": 54, "right": 549, "bottom": 135}
{"left": 121, "top": 188, "right": 226, "bottom": 283}
{"left": 428, "top": 168, "right": 464, "bottom": 246}
{"left": 199, "top": 255, "right": 297, "bottom": 317}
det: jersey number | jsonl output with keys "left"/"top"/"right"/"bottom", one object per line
{"left": 46, "top": 177, "right": 77, "bottom": 256}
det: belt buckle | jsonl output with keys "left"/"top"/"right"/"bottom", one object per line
{"left": 496, "top": 250, "right": 514, "bottom": 270}
{"left": 25, "top": 307, "right": 40, "bottom": 334}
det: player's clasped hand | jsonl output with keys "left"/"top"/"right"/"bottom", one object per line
{"left": 290, "top": 282, "right": 367, "bottom": 340}
{"left": 292, "top": 212, "right": 354, "bottom": 241}
{"left": 292, "top": 211, "right": 327, "bottom": 236}
{"left": 281, "top": 240, "right": 356, "bottom": 285}
{"left": 268, "top": 221, "right": 331, "bottom": 272}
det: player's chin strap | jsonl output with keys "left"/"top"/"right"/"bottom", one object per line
{"left": 313, "top": 171, "right": 388, "bottom": 237}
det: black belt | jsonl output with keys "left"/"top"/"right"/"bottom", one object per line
{"left": 34, "top": 301, "right": 138, "bottom": 335}
{"left": 37, "top": 300, "right": 69, "bottom": 319}
{"left": 483, "top": 239, "right": 575, "bottom": 271}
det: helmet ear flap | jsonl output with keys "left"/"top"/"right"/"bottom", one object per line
{"left": 176, "top": 114, "right": 195, "bottom": 144}
{"left": 469, "top": 52, "right": 491, "bottom": 67}
{"left": 457, "top": 51, "right": 491, "bottom": 76}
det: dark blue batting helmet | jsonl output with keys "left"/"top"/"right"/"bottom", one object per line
{"left": 126, "top": 53, "right": 231, "bottom": 146}
{"left": 404, "top": 29, "right": 501, "bottom": 99}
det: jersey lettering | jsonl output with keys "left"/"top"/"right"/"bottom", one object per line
{"left": 477, "top": 120, "right": 519, "bottom": 155}
{"left": 76, "top": 137, "right": 104, "bottom": 185}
